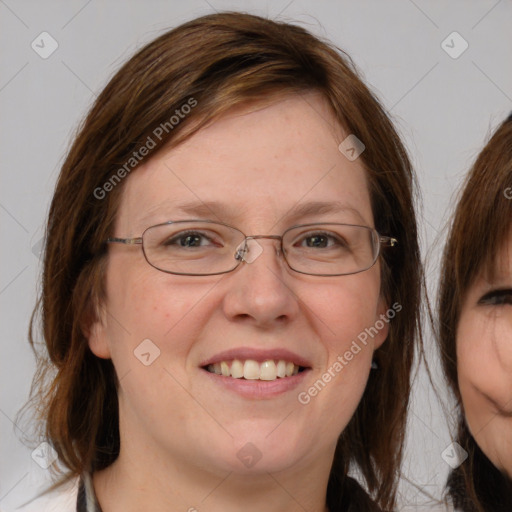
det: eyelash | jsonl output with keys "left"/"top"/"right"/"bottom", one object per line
{"left": 478, "top": 288, "right": 512, "bottom": 306}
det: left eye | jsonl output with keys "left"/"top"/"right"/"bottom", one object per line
{"left": 478, "top": 289, "right": 512, "bottom": 306}
{"left": 296, "top": 232, "right": 347, "bottom": 249}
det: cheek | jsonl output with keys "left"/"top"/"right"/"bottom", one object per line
{"left": 318, "top": 272, "right": 384, "bottom": 350}
{"left": 494, "top": 312, "right": 512, "bottom": 371}
{"left": 457, "top": 310, "right": 512, "bottom": 420}
{"left": 103, "top": 267, "right": 212, "bottom": 370}
{"left": 309, "top": 273, "right": 383, "bottom": 407}
{"left": 103, "top": 272, "right": 221, "bottom": 421}
{"left": 457, "top": 316, "right": 487, "bottom": 417}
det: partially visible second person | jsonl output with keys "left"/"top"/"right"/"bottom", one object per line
{"left": 438, "top": 114, "right": 512, "bottom": 511}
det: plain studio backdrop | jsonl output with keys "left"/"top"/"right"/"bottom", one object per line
{"left": 1, "top": 1, "right": 511, "bottom": 510}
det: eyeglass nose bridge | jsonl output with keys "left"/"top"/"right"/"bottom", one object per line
{"left": 234, "top": 234, "right": 283, "bottom": 264}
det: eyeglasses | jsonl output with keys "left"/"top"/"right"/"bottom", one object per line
{"left": 106, "top": 220, "right": 397, "bottom": 277}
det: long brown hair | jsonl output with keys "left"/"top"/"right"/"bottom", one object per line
{"left": 437, "top": 115, "right": 512, "bottom": 511}
{"left": 24, "top": 12, "right": 422, "bottom": 511}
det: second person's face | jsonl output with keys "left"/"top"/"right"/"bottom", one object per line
{"left": 457, "top": 234, "right": 512, "bottom": 477}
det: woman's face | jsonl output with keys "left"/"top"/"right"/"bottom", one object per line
{"left": 457, "top": 235, "right": 512, "bottom": 476}
{"left": 89, "top": 93, "right": 389, "bottom": 479}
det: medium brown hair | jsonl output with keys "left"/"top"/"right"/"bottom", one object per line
{"left": 25, "top": 11, "right": 422, "bottom": 510}
{"left": 437, "top": 115, "right": 512, "bottom": 511}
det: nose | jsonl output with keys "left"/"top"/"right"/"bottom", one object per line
{"left": 222, "top": 237, "right": 299, "bottom": 328}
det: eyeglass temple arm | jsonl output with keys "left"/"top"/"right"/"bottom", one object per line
{"left": 106, "top": 237, "right": 143, "bottom": 245}
{"left": 379, "top": 236, "right": 398, "bottom": 247}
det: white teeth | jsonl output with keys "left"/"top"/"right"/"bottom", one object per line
{"left": 243, "top": 360, "right": 260, "bottom": 380}
{"left": 231, "top": 359, "right": 244, "bottom": 378}
{"left": 260, "top": 360, "right": 277, "bottom": 381}
{"left": 220, "top": 361, "right": 230, "bottom": 377}
{"left": 206, "top": 359, "right": 303, "bottom": 381}
{"left": 276, "top": 360, "right": 287, "bottom": 378}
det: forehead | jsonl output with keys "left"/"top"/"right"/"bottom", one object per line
{"left": 116, "top": 93, "right": 373, "bottom": 234}
{"left": 466, "top": 231, "right": 512, "bottom": 298}
{"left": 483, "top": 231, "right": 512, "bottom": 283}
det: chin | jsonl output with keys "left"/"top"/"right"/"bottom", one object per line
{"left": 192, "top": 430, "right": 310, "bottom": 476}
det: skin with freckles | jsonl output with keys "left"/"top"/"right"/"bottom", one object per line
{"left": 457, "top": 235, "right": 512, "bottom": 478}
{"left": 88, "top": 93, "right": 389, "bottom": 512}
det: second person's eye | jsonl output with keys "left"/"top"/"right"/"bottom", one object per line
{"left": 478, "top": 288, "right": 512, "bottom": 306}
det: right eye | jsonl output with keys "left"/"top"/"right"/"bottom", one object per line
{"left": 162, "top": 230, "right": 221, "bottom": 249}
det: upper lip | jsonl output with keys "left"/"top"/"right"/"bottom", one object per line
{"left": 199, "top": 347, "right": 312, "bottom": 368}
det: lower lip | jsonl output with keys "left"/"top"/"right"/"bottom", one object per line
{"left": 201, "top": 368, "right": 310, "bottom": 399}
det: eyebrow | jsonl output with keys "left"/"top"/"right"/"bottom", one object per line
{"left": 138, "top": 200, "right": 367, "bottom": 227}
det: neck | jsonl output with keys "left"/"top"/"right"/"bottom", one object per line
{"left": 93, "top": 442, "right": 332, "bottom": 512}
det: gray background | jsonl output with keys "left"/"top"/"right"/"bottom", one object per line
{"left": 1, "top": 1, "right": 511, "bottom": 510}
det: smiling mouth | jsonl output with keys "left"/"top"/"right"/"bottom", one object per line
{"left": 203, "top": 359, "right": 308, "bottom": 381}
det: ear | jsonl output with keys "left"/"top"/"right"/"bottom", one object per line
{"left": 373, "top": 295, "right": 391, "bottom": 350}
{"left": 82, "top": 296, "right": 111, "bottom": 359}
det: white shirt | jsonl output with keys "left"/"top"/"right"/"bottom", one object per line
{"left": 10, "top": 477, "right": 83, "bottom": 512}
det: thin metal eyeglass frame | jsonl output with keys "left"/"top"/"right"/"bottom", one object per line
{"left": 105, "top": 219, "right": 398, "bottom": 277}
